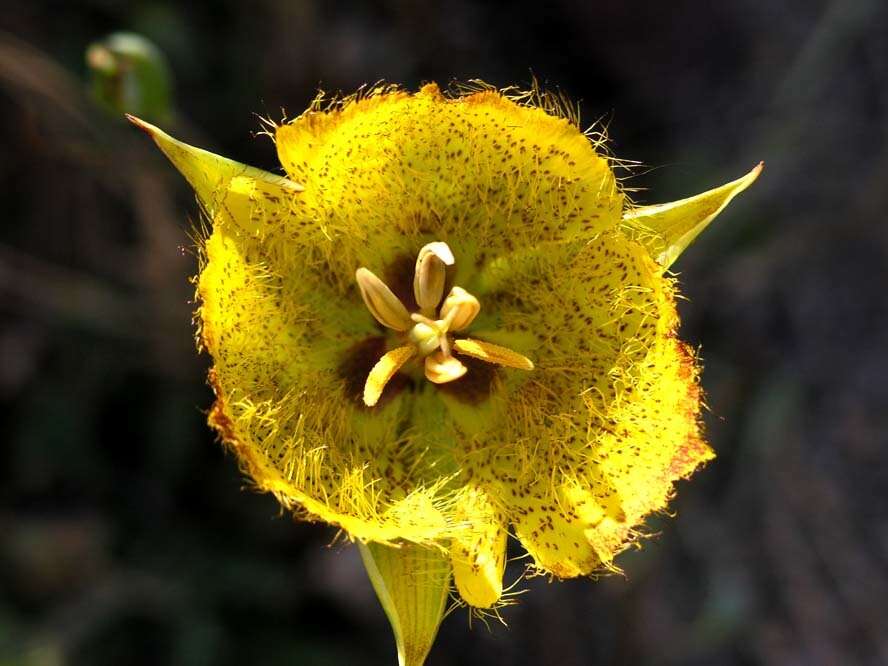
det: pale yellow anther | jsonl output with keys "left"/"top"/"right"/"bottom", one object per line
{"left": 453, "top": 338, "right": 535, "bottom": 370}
{"left": 356, "top": 267, "right": 413, "bottom": 331}
{"left": 440, "top": 286, "right": 480, "bottom": 331}
{"left": 364, "top": 345, "right": 416, "bottom": 406}
{"left": 424, "top": 351, "right": 467, "bottom": 384}
{"left": 413, "top": 242, "right": 455, "bottom": 314}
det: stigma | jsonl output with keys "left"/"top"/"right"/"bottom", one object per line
{"left": 355, "top": 242, "right": 533, "bottom": 406}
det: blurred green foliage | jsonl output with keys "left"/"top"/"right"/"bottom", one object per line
{"left": 86, "top": 32, "right": 172, "bottom": 123}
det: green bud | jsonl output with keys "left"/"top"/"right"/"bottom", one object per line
{"left": 86, "top": 32, "right": 173, "bottom": 123}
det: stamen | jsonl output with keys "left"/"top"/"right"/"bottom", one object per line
{"left": 413, "top": 242, "right": 455, "bottom": 315}
{"left": 424, "top": 351, "right": 468, "bottom": 384}
{"left": 453, "top": 338, "right": 534, "bottom": 370}
{"left": 440, "top": 287, "right": 480, "bottom": 331}
{"left": 356, "top": 267, "right": 413, "bottom": 331}
{"left": 363, "top": 345, "right": 416, "bottom": 406}
{"left": 354, "top": 243, "right": 533, "bottom": 406}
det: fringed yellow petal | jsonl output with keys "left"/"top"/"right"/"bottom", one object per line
{"left": 447, "top": 233, "right": 708, "bottom": 577}
{"left": 199, "top": 229, "right": 458, "bottom": 546}
{"left": 593, "top": 340, "right": 714, "bottom": 528}
{"left": 510, "top": 478, "right": 616, "bottom": 578}
{"left": 209, "top": 378, "right": 456, "bottom": 546}
{"left": 622, "top": 162, "right": 763, "bottom": 268}
{"left": 128, "top": 115, "right": 304, "bottom": 237}
{"left": 452, "top": 338, "right": 534, "bottom": 370}
{"left": 364, "top": 345, "right": 416, "bottom": 407}
{"left": 510, "top": 339, "right": 712, "bottom": 578}
{"left": 359, "top": 542, "right": 451, "bottom": 666}
{"left": 450, "top": 488, "right": 508, "bottom": 608}
{"left": 273, "top": 84, "right": 623, "bottom": 277}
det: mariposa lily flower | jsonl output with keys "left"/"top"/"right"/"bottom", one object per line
{"left": 130, "top": 82, "right": 760, "bottom": 665}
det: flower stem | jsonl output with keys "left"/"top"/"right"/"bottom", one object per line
{"left": 359, "top": 541, "right": 452, "bottom": 666}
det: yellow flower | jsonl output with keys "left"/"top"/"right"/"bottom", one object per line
{"left": 131, "top": 81, "right": 759, "bottom": 657}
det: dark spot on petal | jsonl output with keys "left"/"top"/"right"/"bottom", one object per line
{"left": 383, "top": 254, "right": 419, "bottom": 312}
{"left": 338, "top": 336, "right": 411, "bottom": 408}
{"left": 437, "top": 355, "right": 497, "bottom": 404}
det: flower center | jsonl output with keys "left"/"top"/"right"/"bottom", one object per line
{"left": 355, "top": 241, "right": 534, "bottom": 406}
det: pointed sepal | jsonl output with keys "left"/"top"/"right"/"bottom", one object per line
{"left": 128, "top": 115, "right": 303, "bottom": 236}
{"left": 359, "top": 541, "right": 451, "bottom": 666}
{"left": 622, "top": 162, "right": 762, "bottom": 268}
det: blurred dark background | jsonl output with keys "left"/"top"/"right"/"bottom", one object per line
{"left": 2, "top": 2, "right": 887, "bottom": 665}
